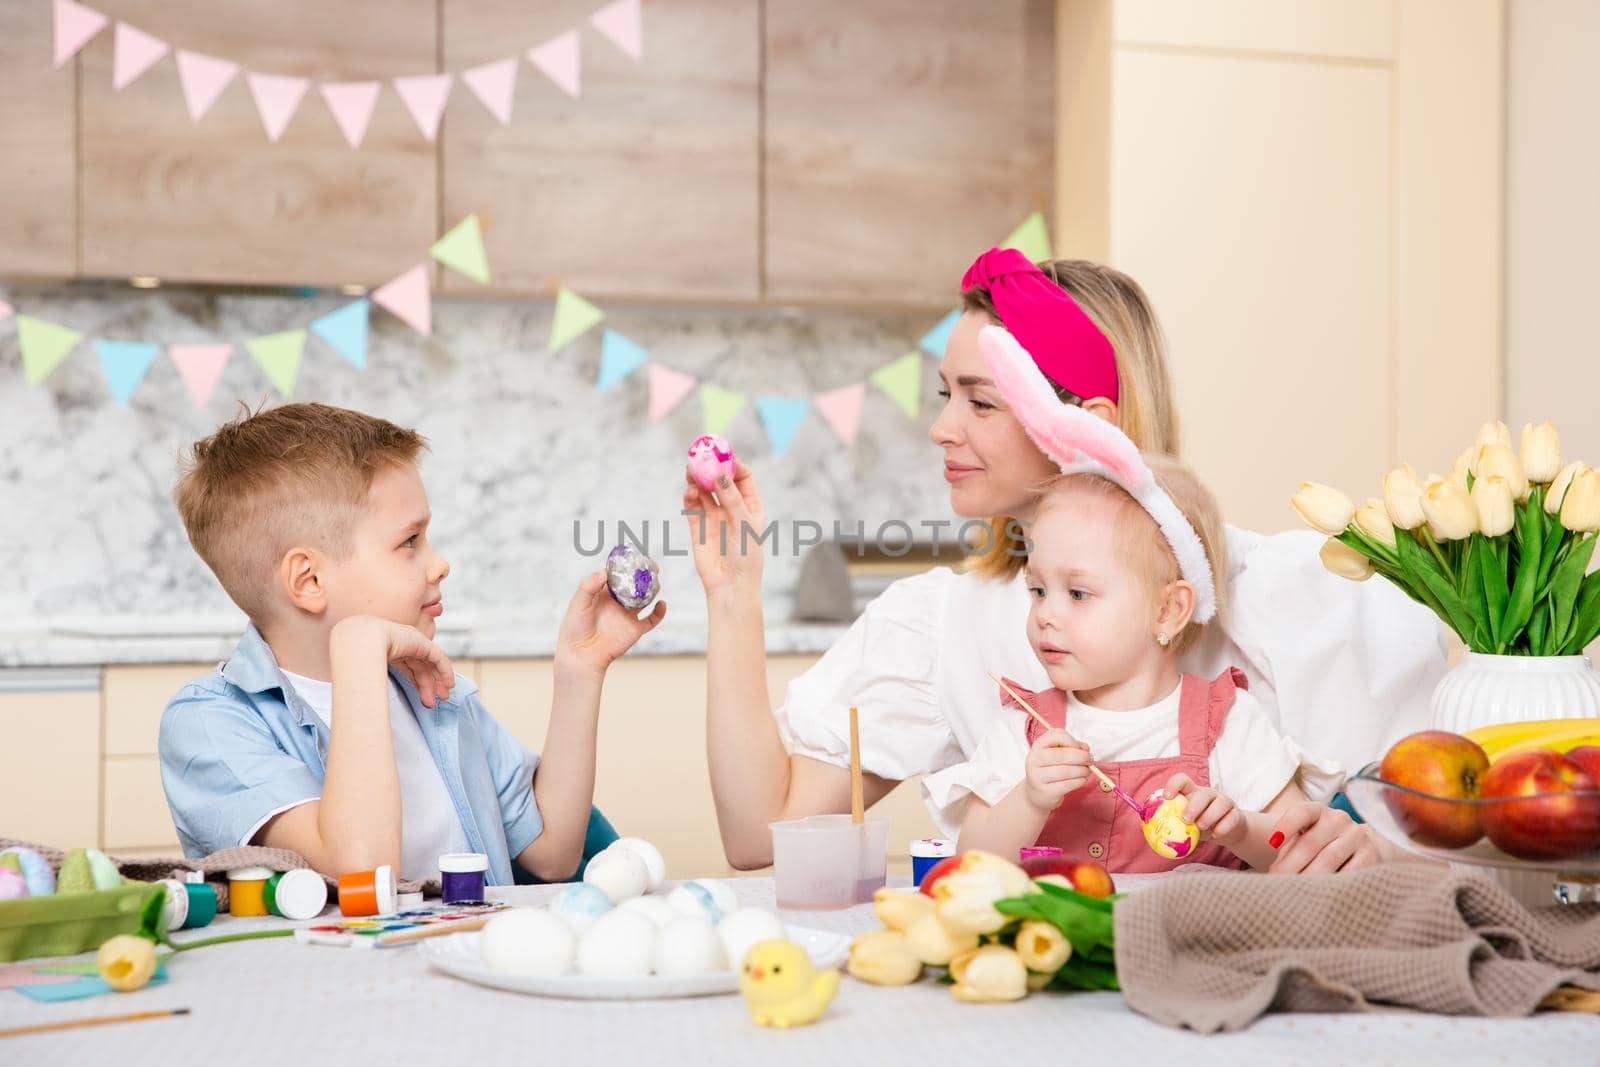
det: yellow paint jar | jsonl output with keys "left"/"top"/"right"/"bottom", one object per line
{"left": 227, "top": 865, "right": 274, "bottom": 917}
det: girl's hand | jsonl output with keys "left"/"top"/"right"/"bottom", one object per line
{"left": 1164, "top": 772, "right": 1248, "bottom": 849}
{"left": 555, "top": 570, "right": 667, "bottom": 679}
{"left": 1266, "top": 802, "right": 1384, "bottom": 874}
{"left": 1023, "top": 729, "right": 1092, "bottom": 812}
{"left": 681, "top": 461, "right": 769, "bottom": 595}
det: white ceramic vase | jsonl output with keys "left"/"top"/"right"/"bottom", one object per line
{"left": 1429, "top": 651, "right": 1600, "bottom": 907}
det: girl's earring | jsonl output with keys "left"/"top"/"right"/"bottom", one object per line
{"left": 1155, "top": 631, "right": 1171, "bottom": 648}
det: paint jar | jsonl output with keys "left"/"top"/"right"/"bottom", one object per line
{"left": 1019, "top": 846, "right": 1063, "bottom": 864}
{"left": 771, "top": 815, "right": 890, "bottom": 910}
{"left": 264, "top": 869, "right": 329, "bottom": 920}
{"left": 909, "top": 838, "right": 955, "bottom": 890}
{"left": 338, "top": 865, "right": 398, "bottom": 917}
{"left": 397, "top": 891, "right": 426, "bottom": 911}
{"left": 227, "top": 866, "right": 274, "bottom": 917}
{"left": 159, "top": 878, "right": 218, "bottom": 930}
{"left": 439, "top": 852, "right": 489, "bottom": 904}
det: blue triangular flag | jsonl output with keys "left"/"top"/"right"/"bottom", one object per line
{"left": 755, "top": 397, "right": 810, "bottom": 458}
{"left": 597, "top": 329, "right": 649, "bottom": 392}
{"left": 919, "top": 309, "right": 960, "bottom": 358}
{"left": 94, "top": 340, "right": 160, "bottom": 406}
{"left": 310, "top": 299, "right": 370, "bottom": 370}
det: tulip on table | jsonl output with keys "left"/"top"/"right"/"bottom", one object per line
{"left": 1291, "top": 420, "right": 1600, "bottom": 656}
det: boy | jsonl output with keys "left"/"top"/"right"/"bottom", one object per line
{"left": 159, "top": 402, "right": 665, "bottom": 884}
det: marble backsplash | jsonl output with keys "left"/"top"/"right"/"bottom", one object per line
{"left": 0, "top": 283, "right": 961, "bottom": 666}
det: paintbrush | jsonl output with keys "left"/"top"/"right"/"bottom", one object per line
{"left": 986, "top": 671, "right": 1146, "bottom": 817}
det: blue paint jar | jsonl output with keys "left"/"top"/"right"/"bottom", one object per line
{"left": 909, "top": 837, "right": 955, "bottom": 890}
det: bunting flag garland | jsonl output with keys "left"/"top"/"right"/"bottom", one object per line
{"left": 869, "top": 353, "right": 924, "bottom": 419}
{"left": 918, "top": 309, "right": 960, "bottom": 358}
{"left": 1001, "top": 210, "right": 1052, "bottom": 264}
{"left": 646, "top": 364, "right": 696, "bottom": 421}
{"left": 597, "top": 329, "right": 648, "bottom": 392}
{"left": 3, "top": 214, "right": 486, "bottom": 406}
{"left": 755, "top": 397, "right": 809, "bottom": 458}
{"left": 548, "top": 288, "right": 604, "bottom": 352}
{"left": 813, "top": 383, "right": 866, "bottom": 446}
{"left": 699, "top": 385, "right": 747, "bottom": 436}
{"left": 48, "top": 0, "right": 642, "bottom": 146}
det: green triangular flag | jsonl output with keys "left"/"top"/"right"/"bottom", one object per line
{"left": 870, "top": 352, "right": 923, "bottom": 419}
{"left": 1001, "top": 210, "right": 1052, "bottom": 263}
{"left": 17, "top": 314, "right": 82, "bottom": 385}
{"left": 430, "top": 214, "right": 491, "bottom": 285}
{"left": 246, "top": 329, "right": 308, "bottom": 398}
{"left": 549, "top": 288, "right": 604, "bottom": 352}
{"left": 700, "top": 384, "right": 747, "bottom": 435}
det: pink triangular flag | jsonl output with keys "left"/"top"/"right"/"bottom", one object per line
{"left": 53, "top": 0, "right": 108, "bottom": 67}
{"left": 112, "top": 22, "right": 168, "bottom": 90}
{"left": 461, "top": 57, "right": 517, "bottom": 124}
{"left": 590, "top": 0, "right": 642, "bottom": 61}
{"left": 647, "top": 364, "right": 697, "bottom": 422}
{"left": 245, "top": 72, "right": 309, "bottom": 142}
{"left": 318, "top": 81, "right": 381, "bottom": 149}
{"left": 527, "top": 31, "right": 581, "bottom": 98}
{"left": 372, "top": 264, "right": 432, "bottom": 335}
{"left": 393, "top": 73, "right": 451, "bottom": 141}
{"left": 175, "top": 51, "right": 238, "bottom": 120}
{"left": 169, "top": 343, "right": 232, "bottom": 407}
{"left": 813, "top": 383, "right": 867, "bottom": 446}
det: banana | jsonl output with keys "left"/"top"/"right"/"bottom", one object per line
{"left": 1463, "top": 717, "right": 1600, "bottom": 759}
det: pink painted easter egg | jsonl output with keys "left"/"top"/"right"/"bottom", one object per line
{"left": 0, "top": 868, "right": 26, "bottom": 899}
{"left": 686, "top": 434, "right": 736, "bottom": 493}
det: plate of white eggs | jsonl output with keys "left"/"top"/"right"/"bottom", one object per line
{"left": 419, "top": 837, "right": 850, "bottom": 1000}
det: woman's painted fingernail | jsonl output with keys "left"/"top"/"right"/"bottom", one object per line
{"left": 1268, "top": 831, "right": 1285, "bottom": 849}
{"left": 717, "top": 474, "right": 731, "bottom": 489}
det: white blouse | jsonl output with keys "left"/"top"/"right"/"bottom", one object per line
{"left": 918, "top": 681, "right": 1346, "bottom": 838}
{"left": 773, "top": 526, "right": 1446, "bottom": 828}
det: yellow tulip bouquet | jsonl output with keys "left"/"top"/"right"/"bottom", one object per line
{"left": 1291, "top": 420, "right": 1600, "bottom": 655}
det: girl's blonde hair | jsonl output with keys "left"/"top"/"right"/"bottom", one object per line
{"left": 961, "top": 258, "right": 1179, "bottom": 580}
{"left": 1033, "top": 454, "right": 1227, "bottom": 655}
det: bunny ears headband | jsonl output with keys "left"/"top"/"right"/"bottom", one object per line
{"left": 977, "top": 324, "right": 1218, "bottom": 623}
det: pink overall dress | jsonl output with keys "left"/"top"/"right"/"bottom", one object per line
{"left": 1001, "top": 668, "right": 1251, "bottom": 873}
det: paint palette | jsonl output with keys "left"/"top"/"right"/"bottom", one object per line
{"left": 293, "top": 901, "right": 510, "bottom": 949}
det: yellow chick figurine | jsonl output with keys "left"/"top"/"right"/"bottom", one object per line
{"left": 738, "top": 938, "right": 840, "bottom": 1029}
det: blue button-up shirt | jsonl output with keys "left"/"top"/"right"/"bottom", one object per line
{"left": 159, "top": 625, "right": 542, "bottom": 886}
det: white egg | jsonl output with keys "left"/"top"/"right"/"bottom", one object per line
{"left": 616, "top": 894, "right": 679, "bottom": 929}
{"left": 652, "top": 915, "right": 728, "bottom": 976}
{"left": 550, "top": 882, "right": 614, "bottom": 935}
{"left": 667, "top": 879, "right": 738, "bottom": 923}
{"left": 607, "top": 837, "right": 667, "bottom": 891}
{"left": 576, "top": 909, "right": 658, "bottom": 978}
{"left": 716, "top": 907, "right": 788, "bottom": 970}
{"left": 479, "top": 908, "right": 576, "bottom": 977}
{"left": 583, "top": 848, "right": 650, "bottom": 904}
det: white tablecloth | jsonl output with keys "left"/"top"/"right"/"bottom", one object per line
{"left": 2, "top": 875, "right": 1590, "bottom": 1065}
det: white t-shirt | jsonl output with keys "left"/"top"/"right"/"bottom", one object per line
{"left": 772, "top": 526, "right": 1447, "bottom": 831}
{"left": 268, "top": 670, "right": 470, "bottom": 883}
{"left": 918, "top": 680, "right": 1345, "bottom": 838}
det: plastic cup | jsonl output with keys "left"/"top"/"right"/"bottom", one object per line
{"left": 770, "top": 815, "right": 890, "bottom": 910}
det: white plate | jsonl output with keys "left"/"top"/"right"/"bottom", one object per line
{"left": 420, "top": 926, "right": 851, "bottom": 1001}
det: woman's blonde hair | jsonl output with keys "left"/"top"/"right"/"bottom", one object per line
{"left": 1032, "top": 454, "right": 1227, "bottom": 655}
{"left": 961, "top": 258, "right": 1179, "bottom": 580}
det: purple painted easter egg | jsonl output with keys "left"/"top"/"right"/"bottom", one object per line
{"left": 605, "top": 544, "right": 661, "bottom": 611}
{"left": 686, "top": 434, "right": 736, "bottom": 493}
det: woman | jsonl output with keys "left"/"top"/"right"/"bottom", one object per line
{"left": 683, "top": 248, "right": 1445, "bottom": 873}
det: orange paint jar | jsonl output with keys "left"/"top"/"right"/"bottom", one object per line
{"left": 337, "top": 864, "right": 398, "bottom": 917}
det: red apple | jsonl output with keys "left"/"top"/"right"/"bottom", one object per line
{"left": 1020, "top": 855, "right": 1115, "bottom": 898}
{"left": 1479, "top": 750, "right": 1600, "bottom": 861}
{"left": 1378, "top": 730, "right": 1490, "bottom": 848}
{"left": 917, "top": 855, "right": 963, "bottom": 897}
{"left": 1564, "top": 745, "right": 1600, "bottom": 784}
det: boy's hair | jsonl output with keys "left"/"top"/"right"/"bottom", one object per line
{"left": 1032, "top": 453, "right": 1226, "bottom": 656}
{"left": 963, "top": 258, "right": 1179, "bottom": 581}
{"left": 174, "top": 402, "right": 427, "bottom": 624}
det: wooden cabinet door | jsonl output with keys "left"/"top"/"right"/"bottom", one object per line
{"left": 76, "top": 1, "right": 438, "bottom": 287}
{"left": 441, "top": 0, "right": 760, "bottom": 301}
{"left": 764, "top": 0, "right": 1055, "bottom": 307}
{"left": 0, "top": 3, "right": 76, "bottom": 277}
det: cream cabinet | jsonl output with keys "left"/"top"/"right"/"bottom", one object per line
{"left": 0, "top": 671, "right": 101, "bottom": 848}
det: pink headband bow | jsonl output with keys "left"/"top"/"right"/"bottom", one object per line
{"left": 960, "top": 247, "right": 1118, "bottom": 405}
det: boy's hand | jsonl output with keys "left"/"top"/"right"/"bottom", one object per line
{"left": 556, "top": 570, "right": 667, "bottom": 679}
{"left": 681, "top": 461, "right": 768, "bottom": 595}
{"left": 1023, "top": 729, "right": 1092, "bottom": 812}
{"left": 331, "top": 616, "right": 456, "bottom": 708}
{"left": 1164, "top": 773, "right": 1247, "bottom": 848}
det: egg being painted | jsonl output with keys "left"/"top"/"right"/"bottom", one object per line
{"left": 1140, "top": 791, "right": 1199, "bottom": 860}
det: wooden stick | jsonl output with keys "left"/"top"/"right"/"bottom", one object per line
{"left": 848, "top": 705, "right": 864, "bottom": 824}
{"left": 0, "top": 1007, "right": 190, "bottom": 1039}
{"left": 986, "top": 671, "right": 1143, "bottom": 816}
{"left": 375, "top": 916, "right": 494, "bottom": 946}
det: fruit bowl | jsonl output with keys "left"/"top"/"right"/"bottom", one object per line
{"left": 1345, "top": 762, "right": 1600, "bottom": 875}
